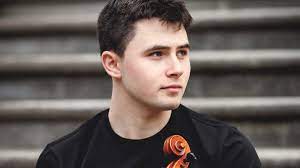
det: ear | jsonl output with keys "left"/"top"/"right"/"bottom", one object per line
{"left": 101, "top": 51, "right": 122, "bottom": 79}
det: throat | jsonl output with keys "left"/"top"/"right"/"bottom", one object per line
{"left": 108, "top": 109, "right": 172, "bottom": 140}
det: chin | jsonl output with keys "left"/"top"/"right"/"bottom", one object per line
{"left": 156, "top": 101, "right": 181, "bottom": 111}
{"left": 169, "top": 105, "right": 180, "bottom": 111}
{"left": 141, "top": 95, "right": 182, "bottom": 111}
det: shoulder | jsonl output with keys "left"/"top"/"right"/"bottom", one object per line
{"left": 178, "top": 104, "right": 237, "bottom": 155}
{"left": 178, "top": 104, "right": 239, "bottom": 142}
{"left": 179, "top": 105, "right": 261, "bottom": 167}
{"left": 36, "top": 110, "right": 108, "bottom": 168}
{"left": 47, "top": 110, "right": 106, "bottom": 154}
{"left": 36, "top": 146, "right": 59, "bottom": 168}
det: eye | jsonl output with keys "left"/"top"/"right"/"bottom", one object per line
{"left": 177, "top": 50, "right": 188, "bottom": 58}
{"left": 149, "top": 51, "right": 163, "bottom": 57}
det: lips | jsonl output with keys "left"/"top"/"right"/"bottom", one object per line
{"left": 161, "top": 84, "right": 182, "bottom": 89}
{"left": 161, "top": 85, "right": 182, "bottom": 94}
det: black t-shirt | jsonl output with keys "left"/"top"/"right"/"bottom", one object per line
{"left": 36, "top": 105, "right": 261, "bottom": 168}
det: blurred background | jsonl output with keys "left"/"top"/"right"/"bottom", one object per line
{"left": 0, "top": 0, "right": 300, "bottom": 167}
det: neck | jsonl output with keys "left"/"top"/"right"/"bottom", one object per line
{"left": 108, "top": 84, "right": 172, "bottom": 140}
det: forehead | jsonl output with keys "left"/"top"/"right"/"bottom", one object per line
{"left": 127, "top": 18, "right": 189, "bottom": 50}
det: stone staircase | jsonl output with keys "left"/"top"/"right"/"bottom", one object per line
{"left": 1, "top": 0, "right": 300, "bottom": 167}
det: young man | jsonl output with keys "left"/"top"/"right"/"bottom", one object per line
{"left": 36, "top": 0, "right": 261, "bottom": 167}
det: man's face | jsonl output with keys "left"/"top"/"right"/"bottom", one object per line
{"left": 119, "top": 18, "right": 191, "bottom": 111}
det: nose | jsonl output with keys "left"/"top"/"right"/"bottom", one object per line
{"left": 166, "top": 56, "right": 184, "bottom": 78}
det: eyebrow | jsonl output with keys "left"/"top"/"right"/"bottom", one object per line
{"left": 144, "top": 43, "right": 190, "bottom": 53}
{"left": 178, "top": 44, "right": 190, "bottom": 50}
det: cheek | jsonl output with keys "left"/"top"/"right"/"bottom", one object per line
{"left": 125, "top": 62, "right": 161, "bottom": 91}
{"left": 186, "top": 63, "right": 191, "bottom": 77}
{"left": 182, "top": 62, "right": 191, "bottom": 83}
{"left": 124, "top": 62, "right": 145, "bottom": 79}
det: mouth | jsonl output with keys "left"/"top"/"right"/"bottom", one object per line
{"left": 161, "top": 84, "right": 182, "bottom": 89}
{"left": 161, "top": 84, "right": 182, "bottom": 93}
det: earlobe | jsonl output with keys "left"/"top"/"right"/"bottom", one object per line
{"left": 101, "top": 51, "right": 122, "bottom": 78}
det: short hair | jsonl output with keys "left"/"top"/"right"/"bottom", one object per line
{"left": 97, "top": 0, "right": 193, "bottom": 56}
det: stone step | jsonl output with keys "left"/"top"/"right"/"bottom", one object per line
{"left": 0, "top": 148, "right": 299, "bottom": 168}
{"left": 0, "top": 96, "right": 295, "bottom": 118}
{"left": 3, "top": 0, "right": 300, "bottom": 9}
{"left": 0, "top": 98, "right": 299, "bottom": 148}
{"left": 1, "top": 51, "right": 299, "bottom": 99}
{"left": 1, "top": 118, "right": 299, "bottom": 149}
{"left": 1, "top": 74, "right": 299, "bottom": 99}
{"left": 0, "top": 149, "right": 40, "bottom": 168}
{"left": 1, "top": 3, "right": 300, "bottom": 34}
{"left": 0, "top": 118, "right": 300, "bottom": 148}
{"left": 1, "top": 50, "right": 300, "bottom": 75}
{"left": 1, "top": 28, "right": 300, "bottom": 54}
{"left": 1, "top": 97, "right": 300, "bottom": 121}
{"left": 2, "top": 27, "right": 300, "bottom": 54}
{"left": 1, "top": 73, "right": 299, "bottom": 99}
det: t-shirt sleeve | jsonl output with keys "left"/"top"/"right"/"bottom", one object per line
{"left": 221, "top": 127, "right": 262, "bottom": 168}
{"left": 36, "top": 147, "right": 60, "bottom": 168}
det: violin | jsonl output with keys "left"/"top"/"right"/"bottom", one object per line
{"left": 163, "top": 135, "right": 197, "bottom": 168}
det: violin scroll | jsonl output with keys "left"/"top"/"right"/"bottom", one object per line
{"left": 163, "top": 135, "right": 197, "bottom": 168}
